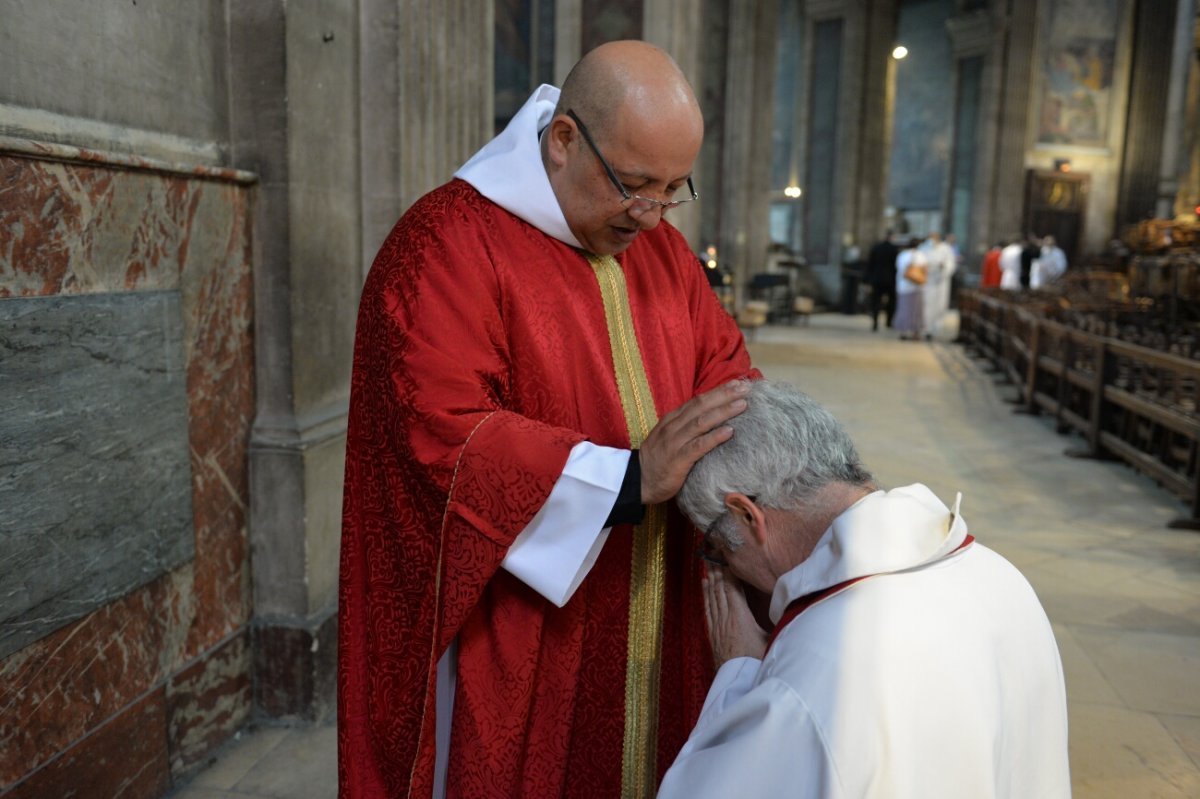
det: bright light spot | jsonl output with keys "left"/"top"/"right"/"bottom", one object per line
{"left": 784, "top": 186, "right": 803, "bottom": 199}
{"left": 892, "top": 45, "right": 908, "bottom": 60}
{"left": 707, "top": 259, "right": 717, "bottom": 268}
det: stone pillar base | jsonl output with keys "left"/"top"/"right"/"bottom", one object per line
{"left": 252, "top": 608, "right": 337, "bottom": 721}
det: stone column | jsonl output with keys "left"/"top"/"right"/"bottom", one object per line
{"left": 555, "top": 0, "right": 583, "bottom": 82}
{"left": 644, "top": 0, "right": 706, "bottom": 248}
{"left": 982, "top": 0, "right": 1037, "bottom": 244}
{"left": 360, "top": 0, "right": 403, "bottom": 279}
{"left": 798, "top": 0, "right": 848, "bottom": 298}
{"left": 848, "top": 0, "right": 899, "bottom": 248}
{"left": 1158, "top": 0, "right": 1200, "bottom": 218}
{"left": 1181, "top": 5, "right": 1200, "bottom": 218}
{"left": 396, "top": 0, "right": 494, "bottom": 214}
{"left": 946, "top": 9, "right": 991, "bottom": 262}
{"left": 719, "top": 0, "right": 779, "bottom": 304}
{"left": 696, "top": 0, "right": 731, "bottom": 267}
{"left": 229, "top": 0, "right": 361, "bottom": 721}
{"left": 231, "top": 0, "right": 493, "bottom": 720}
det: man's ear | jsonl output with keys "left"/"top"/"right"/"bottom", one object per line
{"left": 724, "top": 493, "right": 767, "bottom": 544}
{"left": 544, "top": 115, "right": 575, "bottom": 168}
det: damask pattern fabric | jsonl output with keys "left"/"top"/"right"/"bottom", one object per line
{"left": 338, "top": 179, "right": 755, "bottom": 798}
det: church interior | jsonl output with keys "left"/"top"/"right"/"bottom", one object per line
{"left": 2, "top": 0, "right": 1198, "bottom": 797}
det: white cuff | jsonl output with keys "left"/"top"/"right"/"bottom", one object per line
{"left": 501, "top": 442, "right": 630, "bottom": 607}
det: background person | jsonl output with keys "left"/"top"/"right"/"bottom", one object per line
{"left": 999, "top": 235, "right": 1024, "bottom": 290}
{"left": 1020, "top": 233, "right": 1042, "bottom": 288}
{"left": 864, "top": 230, "right": 899, "bottom": 331}
{"left": 980, "top": 240, "right": 1003, "bottom": 288}
{"left": 893, "top": 237, "right": 927, "bottom": 340}
{"left": 920, "top": 231, "right": 957, "bottom": 339}
{"left": 1032, "top": 234, "right": 1068, "bottom": 289}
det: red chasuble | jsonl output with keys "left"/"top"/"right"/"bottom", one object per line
{"left": 338, "top": 179, "right": 756, "bottom": 798}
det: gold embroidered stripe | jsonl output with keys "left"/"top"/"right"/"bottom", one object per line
{"left": 587, "top": 254, "right": 667, "bottom": 799}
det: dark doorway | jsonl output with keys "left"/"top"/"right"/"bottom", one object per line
{"left": 1025, "top": 169, "right": 1088, "bottom": 262}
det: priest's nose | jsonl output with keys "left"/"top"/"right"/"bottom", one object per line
{"left": 629, "top": 205, "right": 664, "bottom": 230}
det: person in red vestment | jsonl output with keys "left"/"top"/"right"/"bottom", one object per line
{"left": 980, "top": 241, "right": 1003, "bottom": 288}
{"left": 338, "top": 40, "right": 758, "bottom": 798}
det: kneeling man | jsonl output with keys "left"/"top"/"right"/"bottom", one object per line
{"left": 659, "top": 381, "right": 1070, "bottom": 798}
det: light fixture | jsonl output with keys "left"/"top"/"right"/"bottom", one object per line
{"left": 784, "top": 185, "right": 803, "bottom": 199}
{"left": 892, "top": 45, "right": 908, "bottom": 60}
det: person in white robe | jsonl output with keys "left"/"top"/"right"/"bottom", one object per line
{"left": 659, "top": 380, "right": 1071, "bottom": 799}
{"left": 1031, "top": 235, "right": 1068, "bottom": 289}
{"left": 920, "top": 232, "right": 957, "bottom": 337}
{"left": 998, "top": 238, "right": 1024, "bottom": 290}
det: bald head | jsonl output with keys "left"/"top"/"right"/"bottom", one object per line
{"left": 555, "top": 41, "right": 702, "bottom": 143}
{"left": 542, "top": 41, "right": 704, "bottom": 255}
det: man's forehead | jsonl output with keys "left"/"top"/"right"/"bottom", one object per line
{"left": 605, "top": 113, "right": 701, "bottom": 177}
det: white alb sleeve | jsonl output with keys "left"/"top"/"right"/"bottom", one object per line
{"left": 500, "top": 441, "right": 629, "bottom": 607}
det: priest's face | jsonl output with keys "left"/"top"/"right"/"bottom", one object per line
{"left": 547, "top": 107, "right": 702, "bottom": 256}
{"left": 708, "top": 496, "right": 791, "bottom": 596}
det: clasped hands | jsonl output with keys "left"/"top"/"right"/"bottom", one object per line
{"left": 704, "top": 565, "right": 768, "bottom": 667}
{"left": 637, "top": 379, "right": 767, "bottom": 665}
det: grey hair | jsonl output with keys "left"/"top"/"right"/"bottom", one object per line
{"left": 677, "top": 380, "right": 874, "bottom": 539}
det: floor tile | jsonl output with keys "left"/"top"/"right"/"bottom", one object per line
{"left": 185, "top": 725, "right": 290, "bottom": 791}
{"left": 1069, "top": 702, "right": 1200, "bottom": 799}
{"left": 1071, "top": 625, "right": 1200, "bottom": 716}
{"left": 229, "top": 720, "right": 337, "bottom": 799}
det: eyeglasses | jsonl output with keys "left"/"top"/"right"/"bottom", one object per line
{"left": 693, "top": 495, "right": 757, "bottom": 568}
{"left": 566, "top": 109, "right": 698, "bottom": 215}
{"left": 695, "top": 538, "right": 729, "bottom": 568}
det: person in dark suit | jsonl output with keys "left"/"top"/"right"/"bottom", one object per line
{"left": 1020, "top": 234, "right": 1041, "bottom": 289}
{"left": 864, "top": 231, "right": 900, "bottom": 331}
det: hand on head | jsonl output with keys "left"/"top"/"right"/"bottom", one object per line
{"left": 639, "top": 381, "right": 750, "bottom": 505}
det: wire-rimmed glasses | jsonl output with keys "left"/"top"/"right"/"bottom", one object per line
{"left": 566, "top": 109, "right": 698, "bottom": 216}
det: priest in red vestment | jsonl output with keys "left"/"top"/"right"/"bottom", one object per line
{"left": 338, "top": 40, "right": 757, "bottom": 799}
{"left": 980, "top": 242, "right": 1003, "bottom": 288}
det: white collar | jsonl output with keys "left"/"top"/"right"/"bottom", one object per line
{"left": 453, "top": 84, "right": 583, "bottom": 249}
{"left": 769, "top": 484, "right": 969, "bottom": 623}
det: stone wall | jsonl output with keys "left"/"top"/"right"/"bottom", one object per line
{"left": 0, "top": 2, "right": 257, "bottom": 796}
{"left": 0, "top": 141, "right": 255, "bottom": 796}
{"left": 0, "top": 0, "right": 506, "bottom": 791}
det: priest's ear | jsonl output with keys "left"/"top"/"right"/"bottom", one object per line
{"left": 724, "top": 493, "right": 767, "bottom": 545}
{"left": 544, "top": 115, "right": 577, "bottom": 168}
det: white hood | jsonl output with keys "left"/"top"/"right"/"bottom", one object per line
{"left": 769, "top": 484, "right": 968, "bottom": 623}
{"left": 454, "top": 84, "right": 583, "bottom": 249}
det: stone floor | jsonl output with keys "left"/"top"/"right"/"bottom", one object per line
{"left": 168, "top": 313, "right": 1200, "bottom": 798}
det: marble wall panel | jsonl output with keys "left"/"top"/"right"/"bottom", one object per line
{"left": 166, "top": 631, "right": 252, "bottom": 777}
{"left": 0, "top": 149, "right": 254, "bottom": 787}
{"left": 1, "top": 155, "right": 191, "bottom": 296}
{"left": 4, "top": 688, "right": 172, "bottom": 799}
{"left": 0, "top": 291, "right": 195, "bottom": 659}
{"left": 0, "top": 569, "right": 190, "bottom": 788}
{"left": 178, "top": 181, "right": 254, "bottom": 660}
